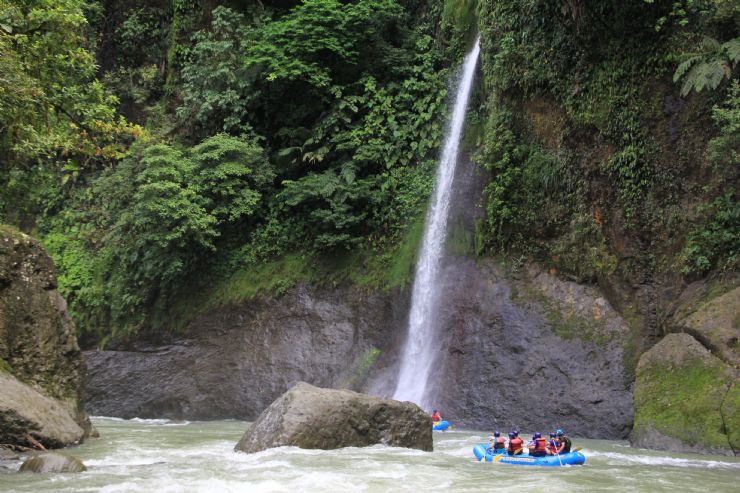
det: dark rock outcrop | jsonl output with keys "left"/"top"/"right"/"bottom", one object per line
{"left": 631, "top": 333, "right": 738, "bottom": 456}
{"left": 234, "top": 382, "right": 432, "bottom": 453}
{"left": 85, "top": 258, "right": 635, "bottom": 438}
{"left": 19, "top": 453, "right": 87, "bottom": 473}
{"left": 367, "top": 258, "right": 635, "bottom": 438}
{"left": 85, "top": 284, "right": 405, "bottom": 420}
{"left": 0, "top": 226, "right": 92, "bottom": 449}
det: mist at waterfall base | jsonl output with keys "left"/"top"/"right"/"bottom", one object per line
{"left": 2, "top": 418, "right": 738, "bottom": 493}
{"left": 391, "top": 38, "right": 481, "bottom": 409}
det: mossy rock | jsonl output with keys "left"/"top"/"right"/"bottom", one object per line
{"left": 631, "top": 333, "right": 738, "bottom": 456}
{"left": 679, "top": 287, "right": 740, "bottom": 368}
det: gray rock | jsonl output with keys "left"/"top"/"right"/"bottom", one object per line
{"left": 0, "top": 226, "right": 92, "bottom": 447}
{"left": 367, "top": 258, "right": 635, "bottom": 438}
{"left": 0, "top": 447, "right": 20, "bottom": 460}
{"left": 84, "top": 284, "right": 405, "bottom": 420}
{"left": 0, "top": 372, "right": 85, "bottom": 448}
{"left": 85, "top": 258, "right": 635, "bottom": 438}
{"left": 19, "top": 453, "right": 87, "bottom": 473}
{"left": 234, "top": 382, "right": 432, "bottom": 453}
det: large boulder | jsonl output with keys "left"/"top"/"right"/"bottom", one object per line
{"left": 19, "top": 453, "right": 87, "bottom": 473}
{"left": 0, "top": 226, "right": 92, "bottom": 448}
{"left": 631, "top": 333, "right": 738, "bottom": 456}
{"left": 0, "top": 372, "right": 85, "bottom": 447}
{"left": 675, "top": 286, "right": 739, "bottom": 368}
{"left": 234, "top": 382, "right": 432, "bottom": 453}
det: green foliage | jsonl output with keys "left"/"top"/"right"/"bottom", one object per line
{"left": 190, "top": 134, "right": 274, "bottom": 224}
{"left": 7, "top": 0, "right": 452, "bottom": 341}
{"left": 0, "top": 0, "right": 140, "bottom": 221}
{"left": 708, "top": 79, "right": 740, "bottom": 165}
{"left": 478, "top": 104, "right": 576, "bottom": 252}
{"left": 674, "top": 36, "right": 740, "bottom": 96}
{"left": 46, "top": 134, "right": 274, "bottom": 338}
{"left": 680, "top": 192, "right": 739, "bottom": 275}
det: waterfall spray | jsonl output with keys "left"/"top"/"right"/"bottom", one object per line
{"left": 392, "top": 37, "right": 480, "bottom": 407}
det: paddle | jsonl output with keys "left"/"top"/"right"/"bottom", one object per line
{"left": 553, "top": 448, "right": 563, "bottom": 466}
{"left": 550, "top": 440, "right": 563, "bottom": 466}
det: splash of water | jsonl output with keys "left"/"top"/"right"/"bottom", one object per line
{"left": 392, "top": 37, "right": 480, "bottom": 407}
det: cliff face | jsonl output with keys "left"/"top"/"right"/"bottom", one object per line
{"left": 85, "top": 257, "right": 635, "bottom": 438}
{"left": 0, "top": 226, "right": 92, "bottom": 448}
{"left": 85, "top": 284, "right": 407, "bottom": 420}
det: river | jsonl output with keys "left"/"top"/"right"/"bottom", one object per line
{"left": 1, "top": 418, "right": 738, "bottom": 492}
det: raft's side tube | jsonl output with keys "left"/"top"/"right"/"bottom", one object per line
{"left": 473, "top": 445, "right": 585, "bottom": 466}
{"left": 432, "top": 420, "right": 450, "bottom": 431}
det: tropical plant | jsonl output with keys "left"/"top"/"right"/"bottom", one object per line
{"left": 674, "top": 36, "right": 740, "bottom": 96}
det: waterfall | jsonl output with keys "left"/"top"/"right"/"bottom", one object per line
{"left": 392, "top": 37, "right": 480, "bottom": 407}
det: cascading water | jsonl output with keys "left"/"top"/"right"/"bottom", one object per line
{"left": 392, "top": 37, "right": 480, "bottom": 407}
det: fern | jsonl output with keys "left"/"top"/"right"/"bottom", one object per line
{"left": 674, "top": 36, "right": 740, "bottom": 97}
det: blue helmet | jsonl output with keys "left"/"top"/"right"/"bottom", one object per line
{"left": 508, "top": 432, "right": 515, "bottom": 438}
{"left": 534, "top": 432, "right": 542, "bottom": 439}
{"left": 556, "top": 429, "right": 564, "bottom": 436}
{"left": 550, "top": 432, "right": 556, "bottom": 438}
{"left": 494, "top": 431, "right": 500, "bottom": 437}
{"left": 433, "top": 409, "right": 438, "bottom": 413}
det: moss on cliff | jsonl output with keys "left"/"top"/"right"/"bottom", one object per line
{"left": 156, "top": 212, "right": 425, "bottom": 334}
{"left": 632, "top": 333, "right": 738, "bottom": 455}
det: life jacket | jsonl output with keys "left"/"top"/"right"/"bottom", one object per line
{"left": 548, "top": 439, "right": 559, "bottom": 454}
{"left": 494, "top": 437, "right": 506, "bottom": 448}
{"left": 508, "top": 437, "right": 523, "bottom": 453}
{"left": 431, "top": 412, "right": 441, "bottom": 422}
{"left": 559, "top": 436, "right": 572, "bottom": 453}
{"left": 532, "top": 437, "right": 547, "bottom": 452}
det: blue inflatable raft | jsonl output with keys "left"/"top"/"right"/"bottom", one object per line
{"left": 473, "top": 445, "right": 585, "bottom": 466}
{"left": 432, "top": 420, "right": 450, "bottom": 431}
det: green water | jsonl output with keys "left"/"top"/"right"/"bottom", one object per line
{"left": 1, "top": 418, "right": 738, "bottom": 492}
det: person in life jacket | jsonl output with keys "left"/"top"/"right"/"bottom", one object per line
{"left": 431, "top": 409, "right": 442, "bottom": 423}
{"left": 528, "top": 432, "right": 549, "bottom": 457}
{"left": 507, "top": 431, "right": 524, "bottom": 455}
{"left": 547, "top": 432, "right": 559, "bottom": 455}
{"left": 555, "top": 429, "right": 572, "bottom": 453}
{"left": 487, "top": 431, "right": 507, "bottom": 454}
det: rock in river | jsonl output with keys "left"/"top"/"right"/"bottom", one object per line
{"left": 234, "top": 382, "right": 432, "bottom": 453}
{"left": 19, "top": 453, "right": 87, "bottom": 473}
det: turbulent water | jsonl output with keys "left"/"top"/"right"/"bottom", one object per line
{"left": 392, "top": 37, "right": 481, "bottom": 407}
{"left": 2, "top": 418, "right": 738, "bottom": 493}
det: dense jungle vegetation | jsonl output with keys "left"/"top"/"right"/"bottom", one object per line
{"left": 0, "top": 0, "right": 737, "bottom": 346}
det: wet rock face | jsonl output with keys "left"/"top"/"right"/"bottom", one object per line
{"left": 86, "top": 258, "right": 635, "bottom": 439}
{"left": 0, "top": 226, "right": 91, "bottom": 448}
{"left": 85, "top": 284, "right": 405, "bottom": 420}
{"left": 630, "top": 333, "right": 738, "bottom": 456}
{"left": 234, "top": 382, "right": 432, "bottom": 453}
{"left": 19, "top": 453, "right": 87, "bottom": 473}
{"left": 367, "top": 258, "right": 635, "bottom": 439}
